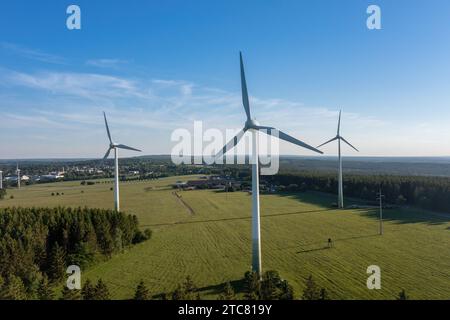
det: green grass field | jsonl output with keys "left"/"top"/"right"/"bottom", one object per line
{"left": 1, "top": 176, "right": 449, "bottom": 300}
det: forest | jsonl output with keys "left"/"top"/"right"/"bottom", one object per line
{"left": 265, "top": 172, "right": 450, "bottom": 212}
{"left": 0, "top": 207, "right": 151, "bottom": 299}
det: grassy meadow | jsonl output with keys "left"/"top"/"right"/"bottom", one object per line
{"left": 1, "top": 176, "right": 449, "bottom": 300}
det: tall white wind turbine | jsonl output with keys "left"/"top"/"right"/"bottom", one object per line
{"left": 0, "top": 170, "right": 3, "bottom": 189}
{"left": 216, "top": 52, "right": 323, "bottom": 277}
{"left": 102, "top": 112, "right": 141, "bottom": 212}
{"left": 317, "top": 110, "right": 358, "bottom": 208}
{"left": 16, "top": 163, "right": 21, "bottom": 189}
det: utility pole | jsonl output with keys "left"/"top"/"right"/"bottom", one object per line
{"left": 376, "top": 188, "right": 384, "bottom": 235}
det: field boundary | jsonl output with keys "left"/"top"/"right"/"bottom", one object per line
{"left": 172, "top": 191, "right": 195, "bottom": 215}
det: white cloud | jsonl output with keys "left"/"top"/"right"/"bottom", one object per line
{"left": 86, "top": 59, "right": 129, "bottom": 69}
{"left": 0, "top": 42, "right": 66, "bottom": 64}
{"left": 0, "top": 68, "right": 395, "bottom": 157}
{"left": 4, "top": 70, "right": 144, "bottom": 100}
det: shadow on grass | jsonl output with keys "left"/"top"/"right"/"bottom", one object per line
{"left": 141, "top": 208, "right": 336, "bottom": 228}
{"left": 296, "top": 247, "right": 329, "bottom": 254}
{"left": 360, "top": 207, "right": 450, "bottom": 226}
{"left": 276, "top": 191, "right": 450, "bottom": 226}
{"left": 291, "top": 233, "right": 379, "bottom": 254}
{"left": 144, "top": 190, "right": 450, "bottom": 228}
{"left": 152, "top": 278, "right": 247, "bottom": 299}
{"left": 197, "top": 278, "right": 247, "bottom": 297}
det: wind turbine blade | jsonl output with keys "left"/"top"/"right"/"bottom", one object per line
{"left": 103, "top": 148, "right": 112, "bottom": 160}
{"left": 240, "top": 52, "right": 251, "bottom": 121}
{"left": 340, "top": 137, "right": 359, "bottom": 152}
{"left": 337, "top": 109, "right": 342, "bottom": 135}
{"left": 116, "top": 144, "right": 142, "bottom": 152}
{"left": 256, "top": 126, "right": 323, "bottom": 154}
{"left": 103, "top": 112, "right": 113, "bottom": 144}
{"left": 215, "top": 128, "right": 246, "bottom": 159}
{"left": 317, "top": 136, "right": 338, "bottom": 148}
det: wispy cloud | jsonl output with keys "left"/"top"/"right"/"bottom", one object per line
{"left": 86, "top": 58, "right": 129, "bottom": 69}
{"left": 3, "top": 70, "right": 144, "bottom": 100}
{"left": 0, "top": 69, "right": 386, "bottom": 131}
{"left": 0, "top": 42, "right": 66, "bottom": 64}
{"left": 0, "top": 67, "right": 394, "bottom": 157}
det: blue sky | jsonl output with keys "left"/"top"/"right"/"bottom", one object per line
{"left": 1, "top": 0, "right": 450, "bottom": 158}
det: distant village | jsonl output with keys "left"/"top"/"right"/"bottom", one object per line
{"left": 172, "top": 175, "right": 281, "bottom": 194}
{"left": 0, "top": 160, "right": 175, "bottom": 188}
{"left": 4, "top": 167, "right": 96, "bottom": 184}
{"left": 2, "top": 166, "right": 110, "bottom": 185}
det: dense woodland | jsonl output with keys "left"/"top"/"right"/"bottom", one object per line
{"left": 0, "top": 207, "right": 151, "bottom": 299}
{"left": 265, "top": 172, "right": 450, "bottom": 212}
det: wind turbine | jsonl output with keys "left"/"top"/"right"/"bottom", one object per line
{"left": 216, "top": 52, "right": 323, "bottom": 277}
{"left": 317, "top": 110, "right": 358, "bottom": 208}
{"left": 16, "top": 163, "right": 21, "bottom": 189}
{"left": 0, "top": 170, "right": 3, "bottom": 189}
{"left": 102, "top": 112, "right": 141, "bottom": 212}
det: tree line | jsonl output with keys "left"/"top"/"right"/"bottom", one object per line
{"left": 264, "top": 172, "right": 450, "bottom": 212}
{"left": 0, "top": 207, "right": 151, "bottom": 299}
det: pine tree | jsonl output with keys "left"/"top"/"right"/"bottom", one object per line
{"left": 171, "top": 284, "right": 185, "bottom": 300}
{"left": 397, "top": 289, "right": 409, "bottom": 300}
{"left": 218, "top": 282, "right": 236, "bottom": 300}
{"left": 37, "top": 276, "right": 54, "bottom": 300}
{"left": 182, "top": 276, "right": 200, "bottom": 300}
{"left": 60, "top": 285, "right": 81, "bottom": 300}
{"left": 244, "top": 271, "right": 260, "bottom": 300}
{"left": 113, "top": 227, "right": 123, "bottom": 253}
{"left": 133, "top": 280, "right": 150, "bottom": 300}
{"left": 279, "top": 280, "right": 295, "bottom": 300}
{"left": 171, "top": 276, "right": 200, "bottom": 300}
{"left": 319, "top": 288, "right": 330, "bottom": 300}
{"left": 81, "top": 279, "right": 96, "bottom": 300}
{"left": 93, "top": 278, "right": 110, "bottom": 300}
{"left": 261, "top": 270, "right": 283, "bottom": 299}
{"left": 302, "top": 275, "right": 321, "bottom": 300}
{"left": 48, "top": 243, "right": 66, "bottom": 282}
{"left": 0, "top": 275, "right": 28, "bottom": 300}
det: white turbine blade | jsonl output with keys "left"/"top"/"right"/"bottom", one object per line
{"left": 240, "top": 52, "right": 251, "bottom": 121}
{"left": 340, "top": 136, "right": 359, "bottom": 152}
{"left": 103, "top": 148, "right": 112, "bottom": 160}
{"left": 116, "top": 144, "right": 141, "bottom": 152}
{"left": 215, "top": 128, "right": 246, "bottom": 159}
{"left": 317, "top": 136, "right": 338, "bottom": 149}
{"left": 257, "top": 126, "right": 323, "bottom": 154}
{"left": 103, "top": 112, "right": 113, "bottom": 144}
{"left": 337, "top": 109, "right": 342, "bottom": 135}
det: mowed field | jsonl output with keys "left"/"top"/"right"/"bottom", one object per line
{"left": 1, "top": 176, "right": 450, "bottom": 300}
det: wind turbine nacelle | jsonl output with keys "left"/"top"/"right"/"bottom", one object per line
{"left": 245, "top": 119, "right": 260, "bottom": 129}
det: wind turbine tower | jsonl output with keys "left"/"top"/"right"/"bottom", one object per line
{"left": 16, "top": 163, "right": 21, "bottom": 189}
{"left": 216, "top": 52, "right": 323, "bottom": 276}
{"left": 317, "top": 110, "right": 358, "bottom": 208}
{"left": 0, "top": 170, "right": 3, "bottom": 189}
{"left": 102, "top": 112, "right": 141, "bottom": 212}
